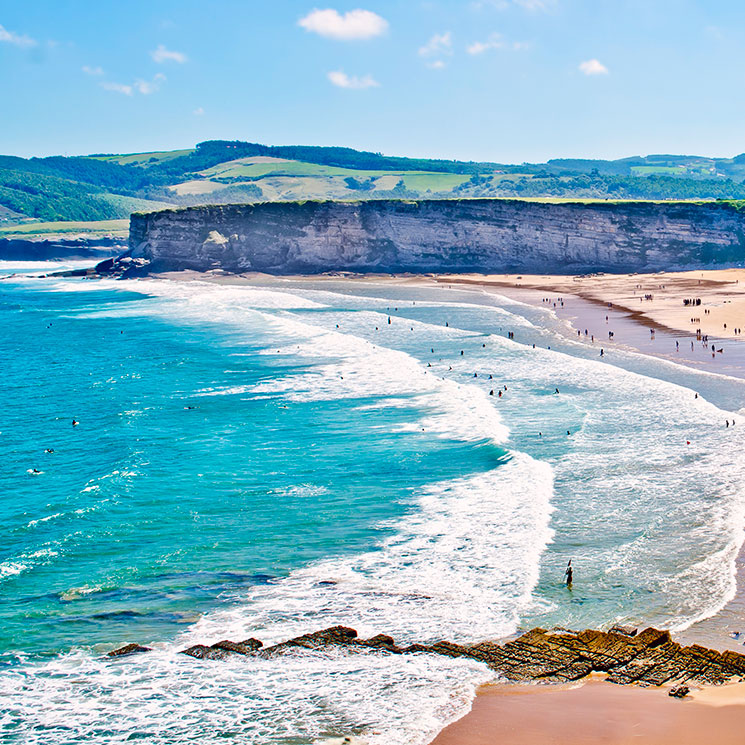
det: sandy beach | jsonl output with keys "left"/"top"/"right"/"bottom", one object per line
{"left": 434, "top": 268, "right": 745, "bottom": 340}
{"left": 431, "top": 679, "right": 745, "bottom": 745}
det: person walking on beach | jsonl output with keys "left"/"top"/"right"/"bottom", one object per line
{"left": 564, "top": 560, "right": 573, "bottom": 586}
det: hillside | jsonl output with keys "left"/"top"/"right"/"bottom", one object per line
{"left": 5, "top": 139, "right": 745, "bottom": 238}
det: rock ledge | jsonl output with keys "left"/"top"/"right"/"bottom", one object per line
{"left": 108, "top": 625, "right": 745, "bottom": 687}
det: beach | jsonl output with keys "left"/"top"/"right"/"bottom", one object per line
{"left": 431, "top": 680, "right": 745, "bottom": 745}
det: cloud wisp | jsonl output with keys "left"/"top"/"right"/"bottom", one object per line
{"left": 419, "top": 31, "right": 453, "bottom": 58}
{"left": 101, "top": 81, "right": 134, "bottom": 96}
{"left": 467, "top": 33, "right": 504, "bottom": 55}
{"left": 101, "top": 73, "right": 166, "bottom": 96}
{"left": 151, "top": 44, "right": 187, "bottom": 63}
{"left": 299, "top": 8, "right": 388, "bottom": 40}
{"left": 82, "top": 65, "right": 104, "bottom": 76}
{"left": 327, "top": 70, "right": 379, "bottom": 89}
{"left": 579, "top": 58, "right": 609, "bottom": 75}
{"left": 0, "top": 23, "right": 36, "bottom": 48}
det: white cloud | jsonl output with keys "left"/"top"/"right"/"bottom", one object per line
{"left": 134, "top": 73, "right": 166, "bottom": 95}
{"left": 100, "top": 73, "right": 165, "bottom": 96}
{"left": 418, "top": 31, "right": 452, "bottom": 58}
{"left": 579, "top": 58, "right": 608, "bottom": 75}
{"left": 327, "top": 70, "right": 379, "bottom": 88}
{"left": 427, "top": 60, "right": 446, "bottom": 70}
{"left": 101, "top": 81, "right": 133, "bottom": 96}
{"left": 82, "top": 65, "right": 104, "bottom": 76}
{"left": 299, "top": 8, "right": 388, "bottom": 40}
{"left": 193, "top": 106, "right": 205, "bottom": 116}
{"left": 327, "top": 70, "right": 379, "bottom": 89}
{"left": 151, "top": 44, "right": 187, "bottom": 63}
{"left": 466, "top": 33, "right": 504, "bottom": 54}
{"left": 0, "top": 23, "right": 36, "bottom": 47}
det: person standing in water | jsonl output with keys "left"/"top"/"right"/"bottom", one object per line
{"left": 564, "top": 560, "right": 573, "bottom": 586}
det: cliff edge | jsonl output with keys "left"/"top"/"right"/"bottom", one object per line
{"left": 123, "top": 199, "right": 745, "bottom": 275}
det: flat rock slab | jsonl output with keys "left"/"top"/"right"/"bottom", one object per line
{"left": 107, "top": 625, "right": 745, "bottom": 687}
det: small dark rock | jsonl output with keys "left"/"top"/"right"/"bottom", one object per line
{"left": 107, "top": 643, "right": 151, "bottom": 657}
{"left": 669, "top": 685, "right": 690, "bottom": 698}
{"left": 609, "top": 625, "right": 638, "bottom": 637}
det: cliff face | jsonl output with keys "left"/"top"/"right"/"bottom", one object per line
{"left": 127, "top": 199, "right": 745, "bottom": 274}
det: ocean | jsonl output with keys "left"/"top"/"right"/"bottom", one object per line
{"left": 2, "top": 262, "right": 745, "bottom": 744}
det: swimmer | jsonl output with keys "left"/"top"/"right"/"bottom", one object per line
{"left": 72, "top": 419, "right": 78, "bottom": 426}
{"left": 44, "top": 448, "right": 54, "bottom": 454}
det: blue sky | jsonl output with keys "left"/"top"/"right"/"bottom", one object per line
{"left": 2, "top": 0, "right": 745, "bottom": 162}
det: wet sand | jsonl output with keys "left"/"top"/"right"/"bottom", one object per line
{"left": 434, "top": 268, "right": 745, "bottom": 339}
{"left": 431, "top": 680, "right": 745, "bottom": 745}
{"left": 431, "top": 270, "right": 745, "bottom": 378}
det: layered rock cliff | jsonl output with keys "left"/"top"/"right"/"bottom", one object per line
{"left": 126, "top": 199, "right": 745, "bottom": 275}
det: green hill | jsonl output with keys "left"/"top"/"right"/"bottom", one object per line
{"left": 5, "top": 139, "right": 745, "bottom": 237}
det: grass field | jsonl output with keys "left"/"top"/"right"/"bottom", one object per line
{"left": 99, "top": 194, "right": 175, "bottom": 212}
{"left": 92, "top": 149, "right": 194, "bottom": 166}
{"left": 198, "top": 156, "right": 472, "bottom": 191}
{"left": 0, "top": 219, "right": 129, "bottom": 238}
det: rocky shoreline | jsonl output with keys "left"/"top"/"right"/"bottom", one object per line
{"left": 108, "top": 624, "right": 745, "bottom": 690}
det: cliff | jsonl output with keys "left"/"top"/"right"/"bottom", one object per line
{"left": 125, "top": 199, "right": 745, "bottom": 275}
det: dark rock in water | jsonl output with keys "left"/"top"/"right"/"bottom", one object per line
{"left": 111, "top": 625, "right": 745, "bottom": 689}
{"left": 260, "top": 625, "right": 358, "bottom": 658}
{"left": 180, "top": 644, "right": 219, "bottom": 660}
{"left": 107, "top": 643, "right": 151, "bottom": 657}
{"left": 237, "top": 638, "right": 264, "bottom": 650}
{"left": 669, "top": 685, "right": 690, "bottom": 698}
{"left": 212, "top": 639, "right": 263, "bottom": 654}
{"left": 609, "top": 625, "right": 638, "bottom": 637}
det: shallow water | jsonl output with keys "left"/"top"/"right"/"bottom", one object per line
{"left": 2, "top": 266, "right": 745, "bottom": 744}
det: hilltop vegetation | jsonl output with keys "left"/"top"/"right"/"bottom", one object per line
{"left": 4, "top": 139, "right": 745, "bottom": 234}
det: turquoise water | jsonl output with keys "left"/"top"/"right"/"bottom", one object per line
{"left": 2, "top": 265, "right": 745, "bottom": 744}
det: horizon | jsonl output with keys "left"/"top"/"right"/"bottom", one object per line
{"left": 3, "top": 1, "right": 745, "bottom": 162}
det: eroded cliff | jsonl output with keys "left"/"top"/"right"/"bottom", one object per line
{"left": 126, "top": 199, "right": 745, "bottom": 275}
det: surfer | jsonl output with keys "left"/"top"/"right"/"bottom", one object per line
{"left": 564, "top": 560, "right": 573, "bottom": 586}
{"left": 72, "top": 419, "right": 78, "bottom": 427}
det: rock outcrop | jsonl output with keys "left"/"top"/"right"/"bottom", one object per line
{"left": 122, "top": 199, "right": 745, "bottom": 276}
{"left": 108, "top": 625, "right": 745, "bottom": 688}
{"left": 0, "top": 236, "right": 123, "bottom": 262}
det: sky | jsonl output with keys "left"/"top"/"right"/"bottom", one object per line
{"left": 2, "top": 0, "right": 745, "bottom": 162}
